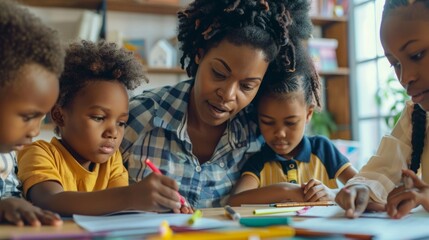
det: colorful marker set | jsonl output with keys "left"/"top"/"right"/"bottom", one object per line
{"left": 224, "top": 205, "right": 293, "bottom": 227}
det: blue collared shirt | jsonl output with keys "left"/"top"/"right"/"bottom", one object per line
{"left": 242, "top": 136, "right": 351, "bottom": 188}
{"left": 121, "top": 80, "right": 263, "bottom": 208}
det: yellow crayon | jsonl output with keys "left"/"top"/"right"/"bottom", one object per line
{"left": 159, "top": 220, "right": 173, "bottom": 238}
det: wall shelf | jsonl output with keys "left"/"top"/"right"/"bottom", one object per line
{"left": 20, "top": 0, "right": 352, "bottom": 139}
{"left": 145, "top": 67, "right": 349, "bottom": 77}
{"left": 319, "top": 67, "right": 349, "bottom": 77}
{"left": 20, "top": 1, "right": 348, "bottom": 20}
{"left": 18, "top": 0, "right": 101, "bottom": 10}
{"left": 146, "top": 67, "right": 185, "bottom": 74}
{"left": 19, "top": 0, "right": 183, "bottom": 15}
{"left": 310, "top": 15, "right": 347, "bottom": 26}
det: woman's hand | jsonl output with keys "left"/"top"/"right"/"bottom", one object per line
{"left": 302, "top": 179, "right": 335, "bottom": 202}
{"left": 386, "top": 169, "right": 429, "bottom": 219}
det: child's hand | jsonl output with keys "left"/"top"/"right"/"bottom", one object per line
{"left": 0, "top": 198, "right": 63, "bottom": 226}
{"left": 302, "top": 179, "right": 335, "bottom": 202}
{"left": 170, "top": 197, "right": 194, "bottom": 214}
{"left": 335, "top": 184, "right": 384, "bottom": 218}
{"left": 177, "top": 204, "right": 194, "bottom": 214}
{"left": 386, "top": 169, "right": 429, "bottom": 219}
{"left": 129, "top": 173, "right": 182, "bottom": 212}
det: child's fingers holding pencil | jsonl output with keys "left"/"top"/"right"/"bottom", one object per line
{"left": 145, "top": 159, "right": 187, "bottom": 206}
{"left": 131, "top": 173, "right": 182, "bottom": 211}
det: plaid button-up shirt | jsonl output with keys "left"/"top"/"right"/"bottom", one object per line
{"left": 0, "top": 151, "right": 21, "bottom": 199}
{"left": 121, "top": 80, "right": 262, "bottom": 208}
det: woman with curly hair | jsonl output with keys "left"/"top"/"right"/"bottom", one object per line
{"left": 121, "top": 0, "right": 314, "bottom": 208}
{"left": 17, "top": 40, "right": 191, "bottom": 216}
{"left": 0, "top": 0, "right": 64, "bottom": 226}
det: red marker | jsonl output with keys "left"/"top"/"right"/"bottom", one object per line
{"left": 145, "top": 159, "right": 187, "bottom": 206}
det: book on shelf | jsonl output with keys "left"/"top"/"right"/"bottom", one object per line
{"left": 77, "top": 10, "right": 102, "bottom": 42}
{"left": 307, "top": 38, "right": 338, "bottom": 72}
{"left": 123, "top": 39, "right": 148, "bottom": 65}
{"left": 29, "top": 8, "right": 103, "bottom": 42}
{"left": 310, "top": 0, "right": 349, "bottom": 17}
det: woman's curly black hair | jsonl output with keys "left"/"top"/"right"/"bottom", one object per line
{"left": 254, "top": 42, "right": 322, "bottom": 110}
{"left": 0, "top": 0, "right": 64, "bottom": 87}
{"left": 57, "top": 40, "right": 148, "bottom": 108}
{"left": 382, "top": 0, "right": 429, "bottom": 173}
{"left": 177, "top": 0, "right": 313, "bottom": 78}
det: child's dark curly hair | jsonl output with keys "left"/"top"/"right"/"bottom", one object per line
{"left": 255, "top": 42, "right": 322, "bottom": 110}
{"left": 177, "top": 0, "right": 313, "bottom": 78}
{"left": 0, "top": 0, "right": 64, "bottom": 87}
{"left": 57, "top": 40, "right": 148, "bottom": 108}
{"left": 383, "top": 0, "right": 429, "bottom": 173}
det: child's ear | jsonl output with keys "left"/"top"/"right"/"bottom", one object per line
{"left": 306, "top": 106, "right": 314, "bottom": 123}
{"left": 51, "top": 105, "right": 64, "bottom": 127}
{"left": 194, "top": 48, "right": 205, "bottom": 64}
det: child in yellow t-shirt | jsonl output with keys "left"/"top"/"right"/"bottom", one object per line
{"left": 18, "top": 40, "right": 192, "bottom": 216}
{"left": 0, "top": 0, "right": 64, "bottom": 226}
{"left": 228, "top": 45, "right": 357, "bottom": 206}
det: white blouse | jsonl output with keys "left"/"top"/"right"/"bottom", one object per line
{"left": 346, "top": 101, "right": 429, "bottom": 204}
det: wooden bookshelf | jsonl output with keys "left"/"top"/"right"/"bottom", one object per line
{"left": 18, "top": 0, "right": 101, "bottom": 10}
{"left": 144, "top": 67, "right": 349, "bottom": 77}
{"left": 18, "top": 0, "right": 183, "bottom": 15}
{"left": 319, "top": 67, "right": 349, "bottom": 77}
{"left": 146, "top": 67, "right": 185, "bottom": 74}
{"left": 311, "top": 15, "right": 347, "bottom": 26}
{"left": 19, "top": 1, "right": 347, "bottom": 20}
{"left": 312, "top": 16, "right": 351, "bottom": 139}
{"left": 107, "top": 1, "right": 183, "bottom": 15}
{"left": 19, "top": 0, "right": 352, "bottom": 139}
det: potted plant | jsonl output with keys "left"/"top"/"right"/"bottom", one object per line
{"left": 375, "top": 75, "right": 409, "bottom": 129}
{"left": 309, "top": 109, "right": 337, "bottom": 137}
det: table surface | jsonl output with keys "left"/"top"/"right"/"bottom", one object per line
{"left": 0, "top": 207, "right": 257, "bottom": 239}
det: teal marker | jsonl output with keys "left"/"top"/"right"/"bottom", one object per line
{"left": 239, "top": 216, "right": 292, "bottom": 227}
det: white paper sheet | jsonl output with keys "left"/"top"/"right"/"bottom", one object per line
{"left": 73, "top": 211, "right": 235, "bottom": 234}
{"left": 293, "top": 206, "right": 429, "bottom": 240}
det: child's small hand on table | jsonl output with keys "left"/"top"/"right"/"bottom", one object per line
{"left": 302, "top": 179, "right": 335, "bottom": 202}
{"left": 0, "top": 197, "right": 62, "bottom": 226}
{"left": 386, "top": 169, "right": 429, "bottom": 219}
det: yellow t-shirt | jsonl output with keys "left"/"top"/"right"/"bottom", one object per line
{"left": 18, "top": 138, "right": 128, "bottom": 196}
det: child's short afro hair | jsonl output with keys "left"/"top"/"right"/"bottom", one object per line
{"left": 0, "top": 0, "right": 64, "bottom": 87}
{"left": 58, "top": 40, "right": 148, "bottom": 108}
